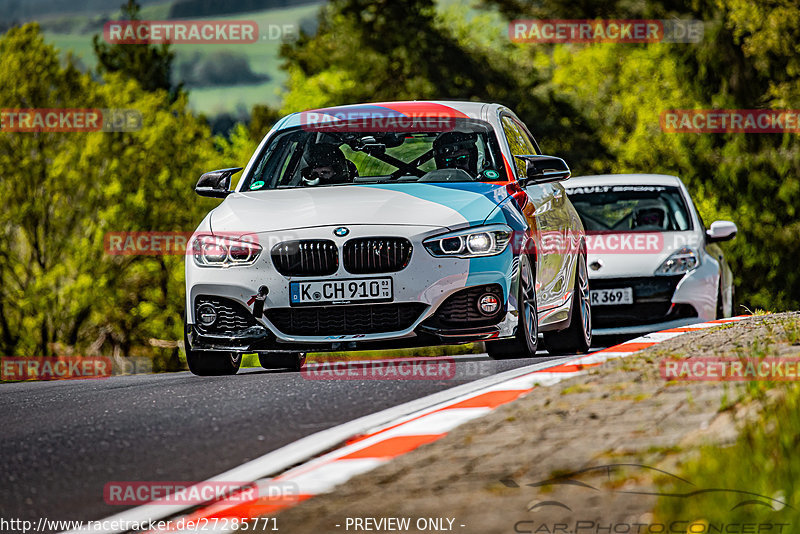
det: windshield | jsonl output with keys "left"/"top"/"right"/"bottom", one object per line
{"left": 566, "top": 184, "right": 693, "bottom": 232}
{"left": 241, "top": 119, "right": 508, "bottom": 190}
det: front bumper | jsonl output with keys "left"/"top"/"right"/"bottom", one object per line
{"left": 589, "top": 260, "right": 719, "bottom": 335}
{"left": 186, "top": 320, "right": 511, "bottom": 353}
{"left": 185, "top": 224, "right": 519, "bottom": 351}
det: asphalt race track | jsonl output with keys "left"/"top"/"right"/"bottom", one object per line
{"left": 0, "top": 350, "right": 600, "bottom": 530}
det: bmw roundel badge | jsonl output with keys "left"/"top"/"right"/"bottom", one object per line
{"left": 334, "top": 227, "right": 349, "bottom": 237}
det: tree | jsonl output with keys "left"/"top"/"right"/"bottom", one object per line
{"left": 92, "top": 0, "right": 181, "bottom": 99}
{"left": 278, "top": 0, "right": 610, "bottom": 170}
{"left": 0, "top": 24, "right": 221, "bottom": 367}
{"left": 248, "top": 104, "right": 282, "bottom": 141}
{"left": 481, "top": 0, "right": 800, "bottom": 310}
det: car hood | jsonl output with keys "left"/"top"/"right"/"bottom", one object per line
{"left": 209, "top": 182, "right": 510, "bottom": 234}
{"left": 585, "top": 231, "right": 703, "bottom": 278}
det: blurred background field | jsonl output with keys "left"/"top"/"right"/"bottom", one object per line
{"left": 33, "top": 1, "right": 323, "bottom": 120}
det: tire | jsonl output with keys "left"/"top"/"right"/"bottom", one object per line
{"left": 258, "top": 352, "right": 306, "bottom": 372}
{"left": 186, "top": 349, "right": 241, "bottom": 376}
{"left": 486, "top": 255, "right": 539, "bottom": 360}
{"left": 543, "top": 252, "right": 592, "bottom": 355}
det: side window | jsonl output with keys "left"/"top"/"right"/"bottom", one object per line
{"left": 501, "top": 116, "right": 537, "bottom": 178}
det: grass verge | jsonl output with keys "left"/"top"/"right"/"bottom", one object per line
{"left": 653, "top": 315, "right": 800, "bottom": 527}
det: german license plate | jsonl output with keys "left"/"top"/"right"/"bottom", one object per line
{"left": 590, "top": 287, "right": 633, "bottom": 306}
{"left": 290, "top": 278, "right": 393, "bottom": 306}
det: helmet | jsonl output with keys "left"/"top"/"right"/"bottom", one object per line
{"left": 433, "top": 132, "right": 479, "bottom": 175}
{"left": 632, "top": 201, "right": 668, "bottom": 229}
{"left": 302, "top": 144, "right": 350, "bottom": 185}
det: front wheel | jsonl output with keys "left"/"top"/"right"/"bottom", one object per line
{"left": 258, "top": 352, "right": 306, "bottom": 372}
{"left": 184, "top": 330, "right": 241, "bottom": 376}
{"left": 543, "top": 252, "right": 592, "bottom": 355}
{"left": 486, "top": 255, "right": 539, "bottom": 360}
{"left": 186, "top": 350, "right": 241, "bottom": 376}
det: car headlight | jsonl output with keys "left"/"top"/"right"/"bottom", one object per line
{"left": 424, "top": 225, "right": 512, "bottom": 258}
{"left": 192, "top": 234, "right": 262, "bottom": 267}
{"left": 655, "top": 247, "right": 699, "bottom": 275}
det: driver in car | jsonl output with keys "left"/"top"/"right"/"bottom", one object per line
{"left": 433, "top": 132, "right": 479, "bottom": 176}
{"left": 632, "top": 202, "right": 668, "bottom": 229}
{"left": 301, "top": 144, "right": 352, "bottom": 186}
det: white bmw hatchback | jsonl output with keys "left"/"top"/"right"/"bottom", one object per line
{"left": 183, "top": 101, "right": 592, "bottom": 375}
{"left": 564, "top": 174, "right": 737, "bottom": 335}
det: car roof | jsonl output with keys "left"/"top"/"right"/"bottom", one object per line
{"left": 565, "top": 174, "right": 685, "bottom": 187}
{"left": 274, "top": 101, "right": 502, "bottom": 130}
{"left": 305, "top": 100, "right": 494, "bottom": 119}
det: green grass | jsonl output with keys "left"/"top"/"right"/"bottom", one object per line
{"left": 653, "top": 386, "right": 799, "bottom": 527}
{"left": 653, "top": 315, "right": 800, "bottom": 527}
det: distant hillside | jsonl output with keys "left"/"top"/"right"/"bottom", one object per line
{"left": 168, "top": 0, "right": 318, "bottom": 18}
{"left": 0, "top": 0, "right": 316, "bottom": 23}
{"left": 0, "top": 0, "right": 164, "bottom": 21}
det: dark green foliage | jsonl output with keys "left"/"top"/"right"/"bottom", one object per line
{"left": 92, "top": 0, "right": 179, "bottom": 97}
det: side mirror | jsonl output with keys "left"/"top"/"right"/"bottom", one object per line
{"left": 195, "top": 167, "right": 243, "bottom": 198}
{"left": 706, "top": 220, "right": 737, "bottom": 242}
{"left": 516, "top": 155, "right": 570, "bottom": 185}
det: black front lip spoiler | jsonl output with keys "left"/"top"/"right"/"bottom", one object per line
{"left": 186, "top": 324, "right": 271, "bottom": 352}
{"left": 416, "top": 324, "right": 502, "bottom": 341}
{"left": 186, "top": 323, "right": 507, "bottom": 353}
